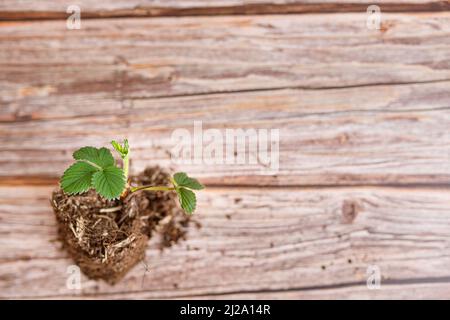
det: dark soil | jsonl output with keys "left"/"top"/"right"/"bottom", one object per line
{"left": 52, "top": 166, "right": 194, "bottom": 284}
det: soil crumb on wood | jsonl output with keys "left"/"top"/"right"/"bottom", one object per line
{"left": 51, "top": 166, "right": 196, "bottom": 284}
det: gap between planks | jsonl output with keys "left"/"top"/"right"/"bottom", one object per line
{"left": 1, "top": 1, "right": 450, "bottom": 21}
{"left": 2, "top": 176, "right": 450, "bottom": 190}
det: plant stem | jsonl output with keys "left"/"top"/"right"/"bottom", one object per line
{"left": 130, "top": 185, "right": 175, "bottom": 192}
{"left": 123, "top": 153, "right": 129, "bottom": 182}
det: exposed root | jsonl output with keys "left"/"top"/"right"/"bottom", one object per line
{"left": 99, "top": 206, "right": 123, "bottom": 213}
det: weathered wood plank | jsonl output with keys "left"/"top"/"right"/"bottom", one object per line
{"left": 37, "top": 282, "right": 450, "bottom": 299}
{"left": 1, "top": 14, "right": 450, "bottom": 101}
{"left": 172, "top": 282, "right": 450, "bottom": 300}
{"left": 1, "top": 14, "right": 449, "bottom": 186}
{"left": 1, "top": 81, "right": 450, "bottom": 185}
{"left": 1, "top": 1, "right": 449, "bottom": 20}
{"left": 1, "top": 185, "right": 449, "bottom": 299}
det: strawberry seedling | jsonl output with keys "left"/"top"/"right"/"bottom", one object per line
{"left": 60, "top": 139, "right": 204, "bottom": 214}
{"left": 53, "top": 139, "right": 204, "bottom": 283}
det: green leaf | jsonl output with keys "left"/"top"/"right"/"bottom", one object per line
{"left": 111, "top": 139, "right": 129, "bottom": 159}
{"left": 73, "top": 146, "right": 115, "bottom": 169}
{"left": 173, "top": 172, "right": 204, "bottom": 190}
{"left": 92, "top": 166, "right": 126, "bottom": 200}
{"left": 60, "top": 161, "right": 97, "bottom": 195}
{"left": 176, "top": 187, "right": 197, "bottom": 214}
{"left": 111, "top": 141, "right": 120, "bottom": 151}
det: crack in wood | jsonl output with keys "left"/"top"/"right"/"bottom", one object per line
{"left": 5, "top": 275, "right": 450, "bottom": 299}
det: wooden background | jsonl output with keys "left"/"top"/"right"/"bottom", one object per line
{"left": 1, "top": 1, "right": 450, "bottom": 299}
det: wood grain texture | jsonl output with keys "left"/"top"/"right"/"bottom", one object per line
{"left": 1, "top": 5, "right": 450, "bottom": 300}
{"left": 1, "top": 81, "right": 450, "bottom": 186}
{"left": 183, "top": 283, "right": 450, "bottom": 299}
{"left": 1, "top": 13, "right": 450, "bottom": 186}
{"left": 1, "top": 1, "right": 449, "bottom": 20}
{"left": 1, "top": 185, "right": 450, "bottom": 299}
{"left": 2, "top": 13, "right": 450, "bottom": 99}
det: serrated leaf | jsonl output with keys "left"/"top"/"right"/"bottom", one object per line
{"left": 60, "top": 161, "right": 97, "bottom": 195}
{"left": 173, "top": 172, "right": 204, "bottom": 190}
{"left": 177, "top": 187, "right": 197, "bottom": 214}
{"left": 73, "top": 146, "right": 115, "bottom": 168}
{"left": 91, "top": 166, "right": 126, "bottom": 200}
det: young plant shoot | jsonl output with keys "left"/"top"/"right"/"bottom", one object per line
{"left": 60, "top": 139, "right": 203, "bottom": 214}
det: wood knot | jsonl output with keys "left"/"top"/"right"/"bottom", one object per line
{"left": 341, "top": 200, "right": 362, "bottom": 224}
